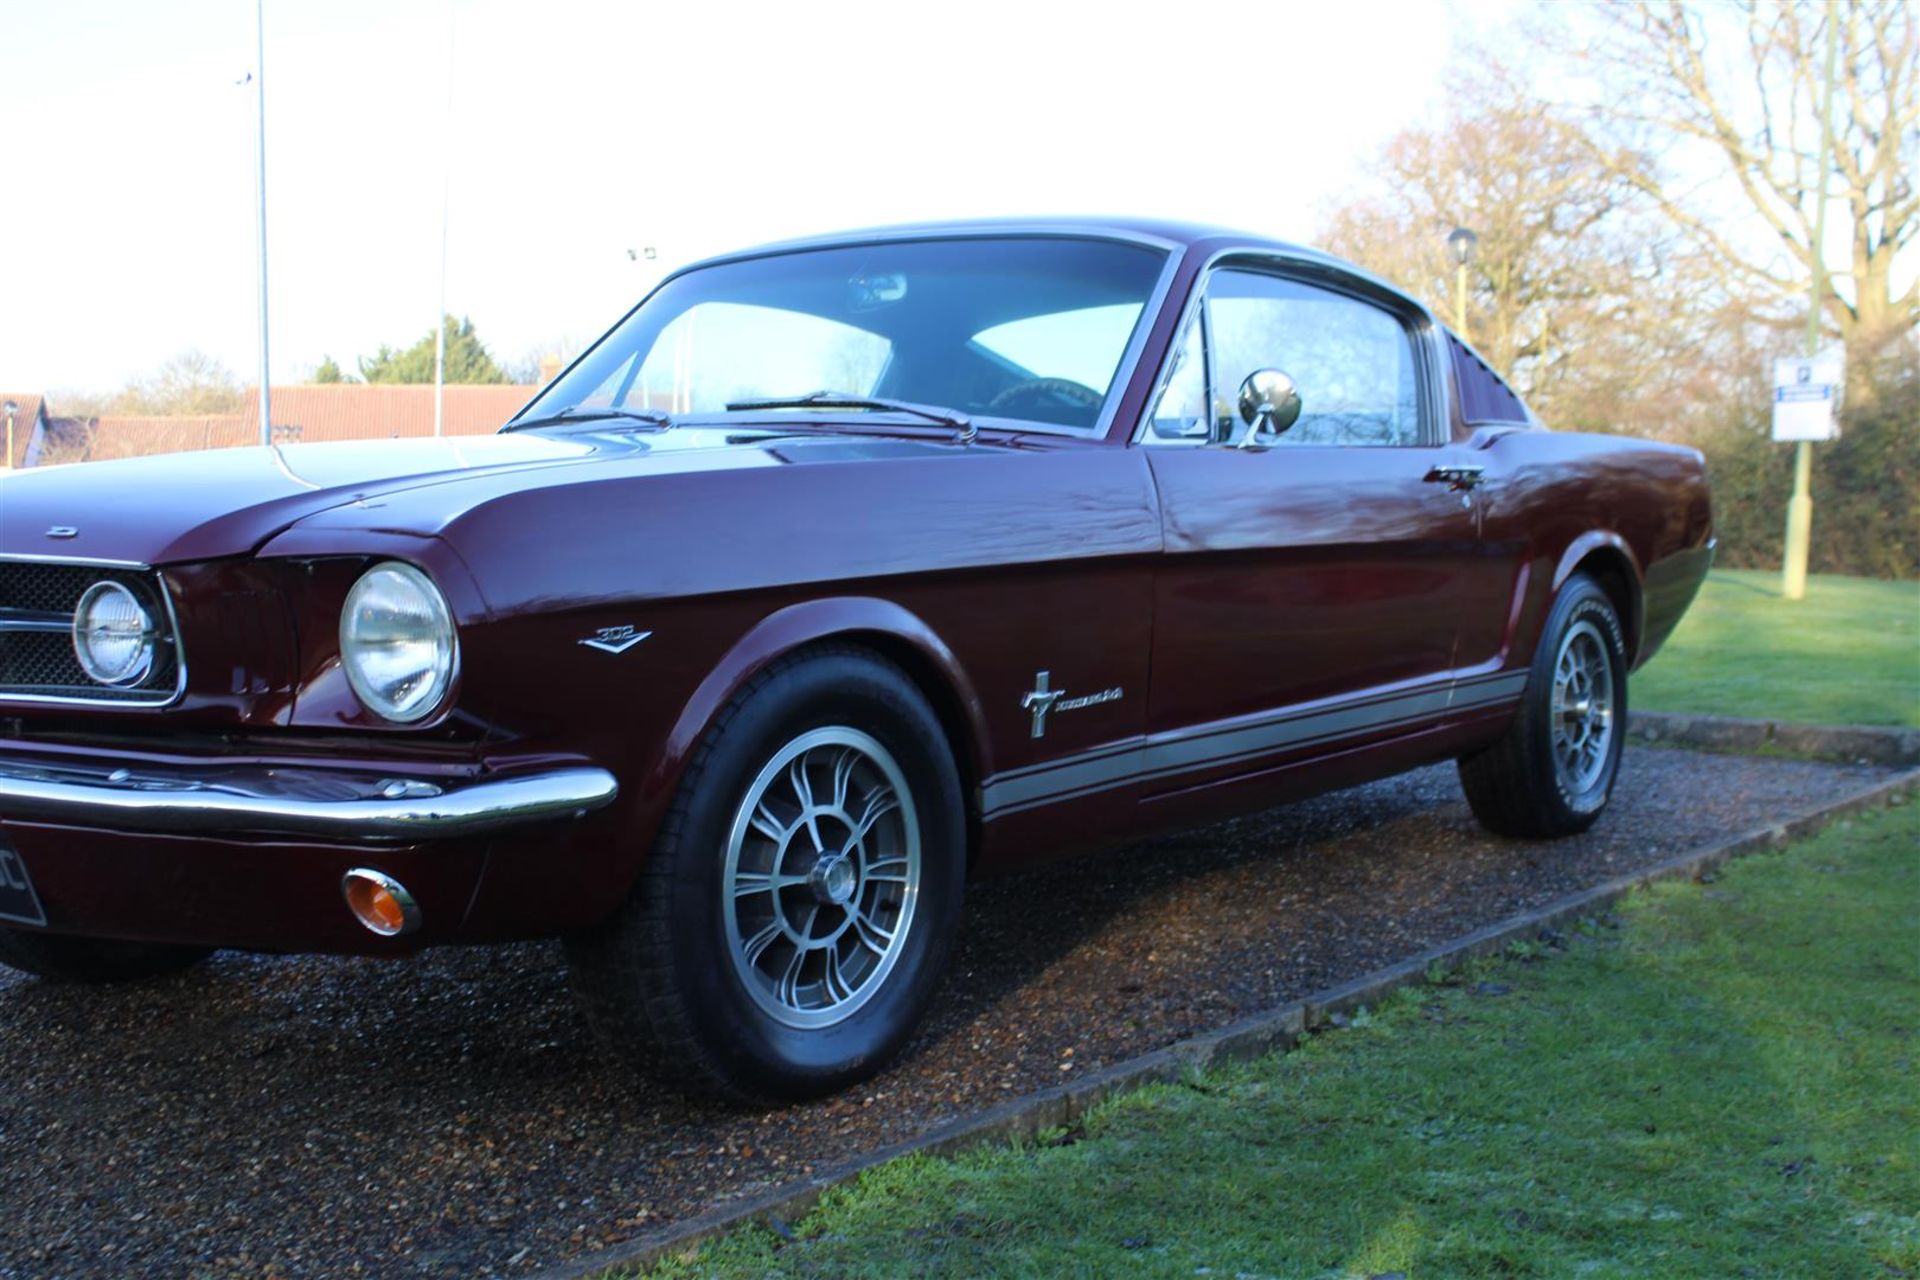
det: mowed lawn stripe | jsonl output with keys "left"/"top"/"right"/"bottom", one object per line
{"left": 630, "top": 801, "right": 1920, "bottom": 1279}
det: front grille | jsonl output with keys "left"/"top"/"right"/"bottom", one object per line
{"left": 0, "top": 561, "right": 182, "bottom": 704}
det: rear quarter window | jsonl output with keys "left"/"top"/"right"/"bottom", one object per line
{"left": 1449, "top": 336, "right": 1532, "bottom": 426}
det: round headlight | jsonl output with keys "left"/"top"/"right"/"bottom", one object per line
{"left": 72, "top": 580, "right": 156, "bottom": 686}
{"left": 339, "top": 562, "right": 457, "bottom": 723}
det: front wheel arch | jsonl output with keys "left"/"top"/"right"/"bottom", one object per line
{"left": 634, "top": 600, "right": 989, "bottom": 878}
{"left": 834, "top": 629, "right": 985, "bottom": 867}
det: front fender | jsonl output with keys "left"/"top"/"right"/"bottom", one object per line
{"left": 637, "top": 596, "right": 992, "bottom": 819}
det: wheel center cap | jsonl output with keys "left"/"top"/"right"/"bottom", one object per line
{"left": 808, "top": 853, "right": 857, "bottom": 906}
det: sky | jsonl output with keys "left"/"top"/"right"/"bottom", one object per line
{"left": 1, "top": 0, "right": 1527, "bottom": 396}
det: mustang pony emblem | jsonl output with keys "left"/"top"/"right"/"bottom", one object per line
{"left": 579, "top": 625, "right": 651, "bottom": 655}
{"left": 1022, "top": 670, "right": 1123, "bottom": 739}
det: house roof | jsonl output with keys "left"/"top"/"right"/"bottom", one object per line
{"left": 1, "top": 394, "right": 46, "bottom": 468}
{"left": 28, "top": 416, "right": 99, "bottom": 466}
{"left": 86, "top": 414, "right": 252, "bottom": 461}
{"left": 4, "top": 384, "right": 541, "bottom": 468}
{"left": 241, "top": 384, "right": 536, "bottom": 442}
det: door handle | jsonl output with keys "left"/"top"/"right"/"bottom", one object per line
{"left": 1424, "top": 464, "right": 1485, "bottom": 491}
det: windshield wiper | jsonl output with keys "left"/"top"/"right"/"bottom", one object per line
{"left": 504, "top": 405, "right": 673, "bottom": 433}
{"left": 724, "top": 392, "right": 976, "bottom": 444}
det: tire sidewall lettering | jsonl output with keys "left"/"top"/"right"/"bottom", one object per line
{"left": 1544, "top": 589, "right": 1626, "bottom": 817}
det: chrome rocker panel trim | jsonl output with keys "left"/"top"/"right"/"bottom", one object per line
{"left": 0, "top": 759, "right": 619, "bottom": 842}
{"left": 978, "top": 670, "right": 1530, "bottom": 819}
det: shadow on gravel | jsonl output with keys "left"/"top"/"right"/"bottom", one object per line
{"left": 0, "top": 748, "right": 1893, "bottom": 1279}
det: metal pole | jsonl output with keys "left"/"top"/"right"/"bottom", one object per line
{"left": 432, "top": 307, "right": 446, "bottom": 438}
{"left": 252, "top": 0, "right": 271, "bottom": 447}
{"left": 1454, "top": 261, "right": 1468, "bottom": 336}
{"left": 433, "top": 0, "right": 455, "bottom": 438}
{"left": 1782, "top": 0, "right": 1840, "bottom": 602}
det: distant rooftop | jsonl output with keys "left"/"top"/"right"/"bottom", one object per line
{"left": 240, "top": 383, "right": 537, "bottom": 443}
{"left": 8, "top": 384, "right": 539, "bottom": 468}
{"left": 1, "top": 394, "right": 47, "bottom": 468}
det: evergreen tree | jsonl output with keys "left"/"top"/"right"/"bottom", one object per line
{"left": 358, "top": 316, "right": 508, "bottom": 384}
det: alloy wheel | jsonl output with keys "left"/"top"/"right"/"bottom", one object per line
{"left": 721, "top": 727, "right": 921, "bottom": 1030}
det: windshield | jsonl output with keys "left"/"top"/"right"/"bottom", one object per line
{"left": 518, "top": 237, "right": 1169, "bottom": 434}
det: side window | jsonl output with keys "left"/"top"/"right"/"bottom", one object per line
{"left": 1205, "top": 270, "right": 1422, "bottom": 447}
{"left": 1147, "top": 308, "right": 1209, "bottom": 440}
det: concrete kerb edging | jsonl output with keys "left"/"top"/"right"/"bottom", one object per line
{"left": 543, "top": 765, "right": 1920, "bottom": 1280}
{"left": 1630, "top": 709, "right": 1920, "bottom": 767}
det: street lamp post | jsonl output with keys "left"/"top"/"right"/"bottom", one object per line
{"left": 3, "top": 400, "right": 17, "bottom": 470}
{"left": 1447, "top": 227, "right": 1478, "bottom": 337}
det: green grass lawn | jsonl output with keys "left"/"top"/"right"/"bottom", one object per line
{"left": 632, "top": 801, "right": 1920, "bottom": 1279}
{"left": 1635, "top": 569, "right": 1920, "bottom": 728}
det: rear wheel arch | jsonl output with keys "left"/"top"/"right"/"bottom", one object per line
{"left": 1460, "top": 571, "right": 1628, "bottom": 838}
{"left": 1553, "top": 535, "right": 1643, "bottom": 667}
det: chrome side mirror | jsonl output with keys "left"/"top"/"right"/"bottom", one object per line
{"left": 1236, "top": 369, "right": 1301, "bottom": 448}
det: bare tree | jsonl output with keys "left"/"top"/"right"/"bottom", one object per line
{"left": 1320, "top": 70, "right": 1731, "bottom": 434}
{"left": 109, "top": 350, "right": 246, "bottom": 415}
{"left": 504, "top": 339, "right": 585, "bottom": 387}
{"left": 1578, "top": 1, "right": 1918, "bottom": 381}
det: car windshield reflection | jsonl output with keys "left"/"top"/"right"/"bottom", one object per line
{"left": 514, "top": 237, "right": 1168, "bottom": 436}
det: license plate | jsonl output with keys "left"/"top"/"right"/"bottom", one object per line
{"left": 0, "top": 839, "right": 47, "bottom": 927}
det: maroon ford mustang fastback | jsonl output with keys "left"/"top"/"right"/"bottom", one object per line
{"left": 0, "top": 220, "right": 1712, "bottom": 1100}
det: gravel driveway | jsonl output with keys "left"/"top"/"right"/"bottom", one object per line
{"left": 0, "top": 747, "right": 1894, "bottom": 1279}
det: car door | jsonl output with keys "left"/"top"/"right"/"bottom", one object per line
{"left": 1138, "top": 262, "right": 1498, "bottom": 791}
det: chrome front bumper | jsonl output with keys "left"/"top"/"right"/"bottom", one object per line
{"left": 0, "top": 756, "right": 619, "bottom": 842}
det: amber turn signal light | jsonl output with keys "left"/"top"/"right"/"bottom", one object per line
{"left": 341, "top": 868, "right": 421, "bottom": 937}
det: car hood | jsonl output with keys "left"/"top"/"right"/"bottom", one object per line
{"left": 0, "top": 434, "right": 614, "bottom": 565}
{"left": 0, "top": 426, "right": 987, "bottom": 566}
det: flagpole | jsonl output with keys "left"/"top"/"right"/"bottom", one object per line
{"left": 433, "top": 0, "right": 455, "bottom": 437}
{"left": 252, "top": 0, "right": 271, "bottom": 446}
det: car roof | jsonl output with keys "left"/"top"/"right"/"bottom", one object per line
{"left": 675, "top": 217, "right": 1428, "bottom": 318}
{"left": 668, "top": 218, "right": 1429, "bottom": 326}
{"left": 678, "top": 216, "right": 1337, "bottom": 270}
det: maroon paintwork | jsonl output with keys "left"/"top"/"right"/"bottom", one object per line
{"left": 0, "top": 220, "right": 1712, "bottom": 955}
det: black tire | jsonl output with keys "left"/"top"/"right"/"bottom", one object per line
{"left": 0, "top": 931, "right": 212, "bottom": 983}
{"left": 1459, "top": 573, "right": 1628, "bottom": 838}
{"left": 565, "top": 644, "right": 967, "bottom": 1105}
